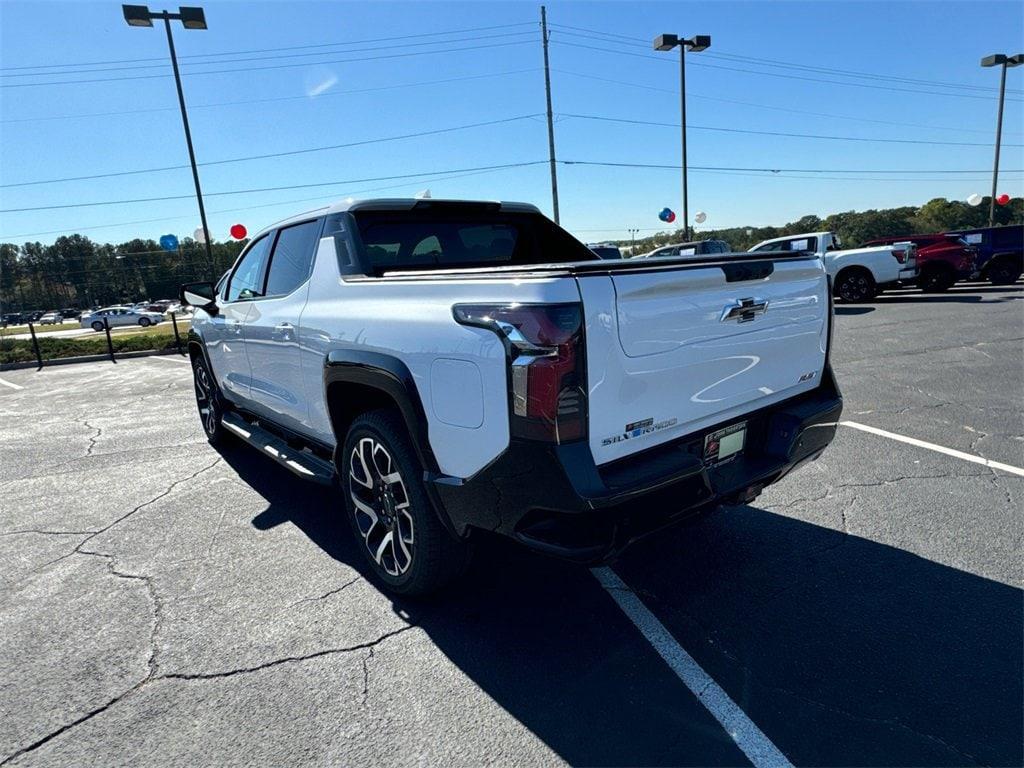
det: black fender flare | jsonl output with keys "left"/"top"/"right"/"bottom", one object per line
{"left": 322, "top": 349, "right": 439, "bottom": 476}
{"left": 324, "top": 350, "right": 466, "bottom": 537}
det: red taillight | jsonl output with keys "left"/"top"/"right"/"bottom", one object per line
{"left": 453, "top": 303, "right": 587, "bottom": 443}
{"left": 892, "top": 249, "right": 907, "bottom": 264}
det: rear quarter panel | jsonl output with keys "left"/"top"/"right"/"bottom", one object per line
{"left": 297, "top": 236, "right": 580, "bottom": 479}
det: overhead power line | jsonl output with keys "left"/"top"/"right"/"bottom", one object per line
{"left": 561, "top": 113, "right": 1023, "bottom": 147}
{"left": 6, "top": 159, "right": 1021, "bottom": 215}
{"left": 551, "top": 40, "right": 1024, "bottom": 103}
{"left": 554, "top": 69, "right": 1023, "bottom": 137}
{"left": 0, "top": 22, "right": 537, "bottom": 71}
{"left": 547, "top": 23, "right": 1024, "bottom": 95}
{"left": 0, "top": 166, "right": 527, "bottom": 240}
{"left": 0, "top": 30, "right": 537, "bottom": 78}
{"left": 0, "top": 69, "right": 537, "bottom": 124}
{"left": 0, "top": 162, "right": 549, "bottom": 213}
{"left": 0, "top": 39, "right": 535, "bottom": 89}
{"left": 0, "top": 114, "right": 544, "bottom": 188}
{"left": 559, "top": 159, "right": 1024, "bottom": 174}
{"left": 7, "top": 106, "right": 1013, "bottom": 190}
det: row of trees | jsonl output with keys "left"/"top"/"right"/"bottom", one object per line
{"left": 0, "top": 236, "right": 246, "bottom": 313}
{"left": 620, "top": 196, "right": 1023, "bottom": 254}
{"left": 1, "top": 197, "right": 1020, "bottom": 312}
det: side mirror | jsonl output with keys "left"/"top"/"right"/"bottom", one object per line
{"left": 180, "top": 281, "right": 219, "bottom": 316}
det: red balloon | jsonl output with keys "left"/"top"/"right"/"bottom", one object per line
{"left": 996, "top": 194, "right": 1011, "bottom": 206}
{"left": 666, "top": 211, "right": 676, "bottom": 223}
{"left": 230, "top": 224, "right": 247, "bottom": 239}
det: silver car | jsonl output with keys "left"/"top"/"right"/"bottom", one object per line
{"left": 80, "top": 306, "right": 164, "bottom": 331}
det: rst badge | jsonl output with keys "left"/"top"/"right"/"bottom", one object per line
{"left": 602, "top": 417, "right": 678, "bottom": 446}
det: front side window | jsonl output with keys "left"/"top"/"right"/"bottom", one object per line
{"left": 227, "top": 235, "right": 272, "bottom": 302}
{"left": 265, "top": 220, "right": 321, "bottom": 297}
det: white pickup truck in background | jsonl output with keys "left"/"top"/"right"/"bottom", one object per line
{"left": 749, "top": 231, "right": 918, "bottom": 302}
{"left": 183, "top": 199, "right": 843, "bottom": 594}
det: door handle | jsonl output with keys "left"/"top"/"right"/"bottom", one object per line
{"left": 273, "top": 322, "right": 295, "bottom": 340}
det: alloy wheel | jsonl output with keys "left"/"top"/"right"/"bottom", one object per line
{"left": 349, "top": 437, "right": 415, "bottom": 576}
{"left": 193, "top": 362, "right": 218, "bottom": 437}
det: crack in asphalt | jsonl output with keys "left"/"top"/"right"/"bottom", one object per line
{"left": 360, "top": 647, "right": 375, "bottom": 706}
{"left": 33, "top": 456, "right": 223, "bottom": 573}
{"left": 766, "top": 684, "right": 983, "bottom": 766}
{"left": 839, "top": 335, "right": 1024, "bottom": 365}
{"left": 0, "top": 624, "right": 417, "bottom": 765}
{"left": 83, "top": 419, "right": 101, "bottom": 457}
{"left": 158, "top": 625, "right": 416, "bottom": 682}
{"left": 281, "top": 576, "right": 363, "bottom": 613}
{"left": 632, "top": 582, "right": 984, "bottom": 767}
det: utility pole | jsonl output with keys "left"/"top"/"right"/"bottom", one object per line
{"left": 540, "top": 6, "right": 560, "bottom": 224}
{"left": 628, "top": 228, "right": 639, "bottom": 255}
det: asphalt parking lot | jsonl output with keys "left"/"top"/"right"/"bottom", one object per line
{"left": 1, "top": 282, "right": 1021, "bottom": 767}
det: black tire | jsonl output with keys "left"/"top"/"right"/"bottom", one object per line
{"left": 834, "top": 268, "right": 877, "bottom": 303}
{"left": 987, "top": 258, "right": 1022, "bottom": 286}
{"left": 918, "top": 265, "right": 955, "bottom": 293}
{"left": 139, "top": 317, "right": 151, "bottom": 327}
{"left": 192, "top": 353, "right": 229, "bottom": 445}
{"left": 91, "top": 320, "right": 104, "bottom": 332}
{"left": 342, "top": 409, "right": 470, "bottom": 596}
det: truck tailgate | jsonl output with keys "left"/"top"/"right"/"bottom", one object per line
{"left": 578, "top": 256, "right": 829, "bottom": 465}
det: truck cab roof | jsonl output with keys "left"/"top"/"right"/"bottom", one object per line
{"left": 261, "top": 198, "right": 542, "bottom": 240}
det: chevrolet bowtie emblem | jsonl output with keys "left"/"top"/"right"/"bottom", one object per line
{"left": 721, "top": 297, "right": 769, "bottom": 323}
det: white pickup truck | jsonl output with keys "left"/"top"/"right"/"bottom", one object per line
{"left": 182, "top": 199, "right": 842, "bottom": 594}
{"left": 749, "top": 231, "right": 918, "bottom": 302}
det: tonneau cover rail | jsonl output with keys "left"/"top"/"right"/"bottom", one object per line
{"left": 371, "top": 251, "right": 817, "bottom": 281}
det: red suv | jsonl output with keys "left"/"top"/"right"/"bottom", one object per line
{"left": 864, "top": 234, "right": 977, "bottom": 292}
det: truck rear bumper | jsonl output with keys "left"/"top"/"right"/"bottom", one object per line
{"left": 431, "top": 367, "right": 843, "bottom": 562}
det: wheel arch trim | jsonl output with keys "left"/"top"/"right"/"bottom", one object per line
{"left": 322, "top": 349, "right": 439, "bottom": 475}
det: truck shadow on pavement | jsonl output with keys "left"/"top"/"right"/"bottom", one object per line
{"left": 221, "top": 444, "right": 1023, "bottom": 767}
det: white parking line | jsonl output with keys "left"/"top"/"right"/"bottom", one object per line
{"left": 841, "top": 420, "right": 1024, "bottom": 477}
{"left": 0, "top": 377, "right": 25, "bottom": 390}
{"left": 149, "top": 355, "right": 191, "bottom": 364}
{"left": 592, "top": 567, "right": 793, "bottom": 768}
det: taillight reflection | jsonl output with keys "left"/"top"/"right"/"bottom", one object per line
{"left": 453, "top": 303, "right": 587, "bottom": 443}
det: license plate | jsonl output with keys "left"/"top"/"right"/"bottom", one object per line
{"left": 704, "top": 422, "right": 746, "bottom": 465}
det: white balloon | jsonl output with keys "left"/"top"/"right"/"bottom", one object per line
{"left": 193, "top": 227, "right": 208, "bottom": 243}
{"left": 967, "top": 193, "right": 983, "bottom": 207}
{"left": 694, "top": 211, "right": 707, "bottom": 224}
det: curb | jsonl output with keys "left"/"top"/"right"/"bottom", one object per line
{"left": 0, "top": 348, "right": 188, "bottom": 371}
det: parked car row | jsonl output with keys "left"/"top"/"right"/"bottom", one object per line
{"left": 2, "top": 300, "right": 189, "bottom": 329}
{"left": 79, "top": 306, "right": 166, "bottom": 331}
{"left": 627, "top": 224, "right": 1021, "bottom": 302}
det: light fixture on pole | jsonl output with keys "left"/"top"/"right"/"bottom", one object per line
{"left": 654, "top": 32, "right": 711, "bottom": 242}
{"left": 627, "top": 227, "right": 640, "bottom": 255}
{"left": 123, "top": 5, "right": 215, "bottom": 278}
{"left": 980, "top": 52, "right": 1023, "bottom": 227}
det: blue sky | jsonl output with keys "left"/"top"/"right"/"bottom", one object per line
{"left": 1, "top": 0, "right": 1022, "bottom": 246}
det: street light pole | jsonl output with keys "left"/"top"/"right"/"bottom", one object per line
{"left": 123, "top": 5, "right": 214, "bottom": 278}
{"left": 981, "top": 53, "right": 1023, "bottom": 227}
{"left": 628, "top": 227, "right": 639, "bottom": 255}
{"left": 679, "top": 45, "right": 688, "bottom": 242}
{"left": 654, "top": 34, "right": 710, "bottom": 243}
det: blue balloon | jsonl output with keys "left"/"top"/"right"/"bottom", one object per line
{"left": 658, "top": 207, "right": 675, "bottom": 223}
{"left": 159, "top": 234, "right": 179, "bottom": 252}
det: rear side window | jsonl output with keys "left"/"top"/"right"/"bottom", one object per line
{"left": 227, "top": 235, "right": 271, "bottom": 302}
{"left": 353, "top": 209, "right": 596, "bottom": 275}
{"left": 265, "top": 220, "right": 321, "bottom": 297}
